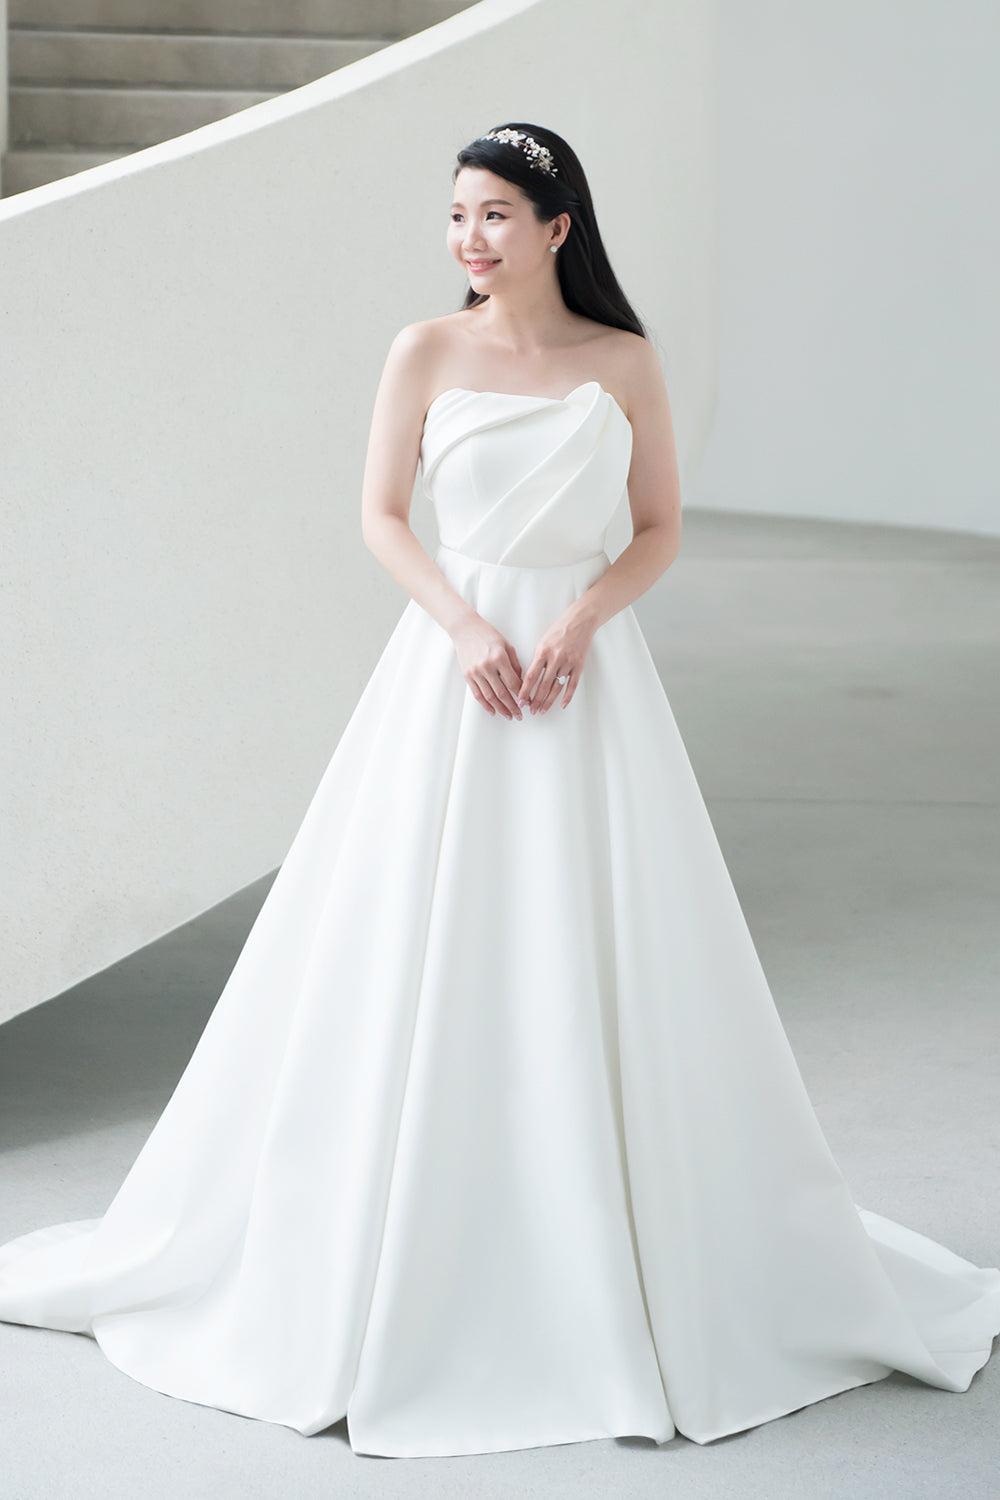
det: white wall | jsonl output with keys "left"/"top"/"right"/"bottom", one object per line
{"left": 0, "top": 0, "right": 718, "bottom": 1021}
{"left": 688, "top": 0, "right": 999, "bottom": 536}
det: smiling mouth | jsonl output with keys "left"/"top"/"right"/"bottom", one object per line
{"left": 467, "top": 259, "right": 500, "bottom": 269}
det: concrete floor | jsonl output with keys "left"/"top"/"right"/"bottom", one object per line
{"left": 2, "top": 507, "right": 999, "bottom": 1499}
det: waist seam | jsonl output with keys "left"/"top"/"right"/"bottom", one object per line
{"left": 435, "top": 544, "right": 608, "bottom": 573}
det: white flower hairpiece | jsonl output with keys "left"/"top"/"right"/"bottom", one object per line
{"left": 477, "top": 128, "right": 558, "bottom": 176}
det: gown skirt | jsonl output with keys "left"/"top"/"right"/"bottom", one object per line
{"left": 1, "top": 382, "right": 998, "bottom": 1458}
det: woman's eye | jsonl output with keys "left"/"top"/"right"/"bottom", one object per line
{"left": 450, "top": 212, "right": 503, "bottom": 222}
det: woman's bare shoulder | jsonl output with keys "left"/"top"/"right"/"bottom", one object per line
{"left": 607, "top": 328, "right": 668, "bottom": 408}
{"left": 569, "top": 322, "right": 665, "bottom": 422}
{"left": 382, "top": 312, "right": 470, "bottom": 390}
{"left": 388, "top": 310, "right": 470, "bottom": 354}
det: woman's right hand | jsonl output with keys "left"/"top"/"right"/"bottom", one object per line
{"left": 450, "top": 616, "right": 524, "bottom": 720}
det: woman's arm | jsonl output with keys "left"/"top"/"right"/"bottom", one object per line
{"left": 571, "top": 332, "right": 683, "bottom": 633}
{"left": 360, "top": 321, "right": 478, "bottom": 639}
{"left": 360, "top": 323, "right": 526, "bottom": 720}
{"left": 518, "top": 334, "right": 683, "bottom": 713}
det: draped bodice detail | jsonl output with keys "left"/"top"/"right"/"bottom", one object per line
{"left": 419, "top": 381, "right": 632, "bottom": 568}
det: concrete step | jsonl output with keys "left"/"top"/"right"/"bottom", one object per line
{"left": 1, "top": 1, "right": 476, "bottom": 197}
{"left": 10, "top": 83, "right": 280, "bottom": 149}
{"left": 9, "top": 29, "right": 386, "bottom": 88}
{"left": 8, "top": 0, "right": 470, "bottom": 39}
{"left": 2, "top": 146, "right": 130, "bottom": 195}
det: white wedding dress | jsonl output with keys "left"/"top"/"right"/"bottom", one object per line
{"left": 1, "top": 382, "right": 998, "bottom": 1458}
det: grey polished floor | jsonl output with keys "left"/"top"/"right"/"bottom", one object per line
{"left": 2, "top": 507, "right": 998, "bottom": 1500}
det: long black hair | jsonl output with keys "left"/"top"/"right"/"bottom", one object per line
{"left": 453, "top": 122, "right": 648, "bottom": 340}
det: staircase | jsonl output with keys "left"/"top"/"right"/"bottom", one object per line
{"left": 2, "top": 0, "right": 473, "bottom": 198}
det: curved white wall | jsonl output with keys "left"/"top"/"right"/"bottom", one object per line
{"left": 688, "top": 0, "right": 999, "bottom": 536}
{"left": 0, "top": 0, "right": 719, "bottom": 1021}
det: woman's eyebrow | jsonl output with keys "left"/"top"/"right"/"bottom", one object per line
{"left": 449, "top": 198, "right": 516, "bottom": 209}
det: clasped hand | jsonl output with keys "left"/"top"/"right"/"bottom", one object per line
{"left": 452, "top": 609, "right": 594, "bottom": 719}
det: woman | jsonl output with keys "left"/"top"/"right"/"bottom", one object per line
{"left": 1, "top": 122, "right": 998, "bottom": 1461}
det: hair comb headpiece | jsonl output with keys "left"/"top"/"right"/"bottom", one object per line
{"left": 477, "top": 128, "right": 558, "bottom": 176}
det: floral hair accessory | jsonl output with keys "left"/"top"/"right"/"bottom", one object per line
{"left": 477, "top": 128, "right": 558, "bottom": 176}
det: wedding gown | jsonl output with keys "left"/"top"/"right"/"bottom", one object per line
{"left": 1, "top": 382, "right": 998, "bottom": 1459}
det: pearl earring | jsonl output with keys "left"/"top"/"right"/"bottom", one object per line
{"left": 550, "top": 246, "right": 557, "bottom": 253}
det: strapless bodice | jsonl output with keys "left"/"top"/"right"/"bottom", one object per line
{"left": 419, "top": 381, "right": 632, "bottom": 569}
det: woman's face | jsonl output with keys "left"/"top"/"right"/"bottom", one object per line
{"left": 448, "top": 166, "right": 555, "bottom": 290}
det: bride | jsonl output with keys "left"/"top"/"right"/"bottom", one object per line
{"left": 361, "top": 133, "right": 679, "bottom": 726}
{"left": 1, "top": 121, "right": 998, "bottom": 1461}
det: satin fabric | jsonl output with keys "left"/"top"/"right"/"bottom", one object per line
{"left": 1, "top": 382, "right": 998, "bottom": 1458}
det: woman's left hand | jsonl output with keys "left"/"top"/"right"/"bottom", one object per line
{"left": 518, "top": 607, "right": 596, "bottom": 714}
